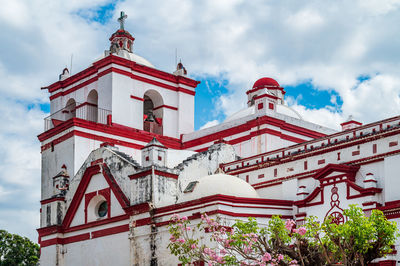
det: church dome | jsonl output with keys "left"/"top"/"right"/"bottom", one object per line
{"left": 276, "top": 104, "right": 303, "bottom": 120}
{"left": 178, "top": 173, "right": 259, "bottom": 203}
{"left": 253, "top": 77, "right": 280, "bottom": 88}
{"left": 224, "top": 105, "right": 255, "bottom": 122}
{"left": 94, "top": 50, "right": 155, "bottom": 68}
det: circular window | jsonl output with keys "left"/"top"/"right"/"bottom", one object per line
{"left": 97, "top": 201, "right": 108, "bottom": 217}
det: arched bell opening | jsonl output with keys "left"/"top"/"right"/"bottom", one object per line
{"left": 143, "top": 90, "right": 163, "bottom": 135}
{"left": 86, "top": 90, "right": 98, "bottom": 122}
{"left": 64, "top": 98, "right": 76, "bottom": 120}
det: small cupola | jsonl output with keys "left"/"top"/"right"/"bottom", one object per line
{"left": 59, "top": 67, "right": 70, "bottom": 81}
{"left": 109, "top": 11, "right": 135, "bottom": 54}
{"left": 246, "top": 77, "right": 285, "bottom": 112}
{"left": 173, "top": 60, "right": 187, "bottom": 76}
{"left": 340, "top": 115, "right": 362, "bottom": 131}
{"left": 141, "top": 137, "right": 168, "bottom": 167}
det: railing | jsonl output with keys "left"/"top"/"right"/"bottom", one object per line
{"left": 44, "top": 102, "right": 112, "bottom": 131}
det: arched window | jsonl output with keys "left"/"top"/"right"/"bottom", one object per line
{"left": 86, "top": 90, "right": 98, "bottom": 122}
{"left": 143, "top": 90, "right": 163, "bottom": 135}
{"left": 64, "top": 98, "right": 76, "bottom": 121}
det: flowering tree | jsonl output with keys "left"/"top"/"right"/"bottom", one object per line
{"left": 167, "top": 205, "right": 398, "bottom": 266}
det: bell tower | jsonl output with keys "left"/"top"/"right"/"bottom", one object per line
{"left": 38, "top": 12, "right": 200, "bottom": 226}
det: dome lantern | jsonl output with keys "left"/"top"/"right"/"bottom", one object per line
{"left": 109, "top": 11, "right": 135, "bottom": 54}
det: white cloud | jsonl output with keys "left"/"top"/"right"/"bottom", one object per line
{"left": 286, "top": 8, "right": 324, "bottom": 31}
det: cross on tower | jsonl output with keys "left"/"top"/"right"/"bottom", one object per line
{"left": 118, "top": 11, "right": 128, "bottom": 30}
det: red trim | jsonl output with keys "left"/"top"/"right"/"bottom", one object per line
{"left": 255, "top": 94, "right": 279, "bottom": 101}
{"left": 40, "top": 223, "right": 130, "bottom": 247}
{"left": 62, "top": 165, "right": 101, "bottom": 228}
{"left": 153, "top": 105, "right": 178, "bottom": 111}
{"left": 129, "top": 169, "right": 178, "bottom": 180}
{"left": 183, "top": 116, "right": 314, "bottom": 149}
{"left": 223, "top": 116, "right": 400, "bottom": 170}
{"left": 61, "top": 163, "right": 130, "bottom": 229}
{"left": 346, "top": 181, "right": 382, "bottom": 199}
{"left": 295, "top": 187, "right": 324, "bottom": 208}
{"left": 38, "top": 118, "right": 182, "bottom": 149}
{"left": 98, "top": 187, "right": 111, "bottom": 218}
{"left": 41, "top": 129, "right": 144, "bottom": 152}
{"left": 389, "top": 141, "right": 398, "bottom": 147}
{"left": 129, "top": 169, "right": 151, "bottom": 179}
{"left": 250, "top": 148, "right": 400, "bottom": 190}
{"left": 154, "top": 194, "right": 293, "bottom": 215}
{"left": 84, "top": 191, "right": 97, "bottom": 224}
{"left": 225, "top": 129, "right": 400, "bottom": 176}
{"left": 246, "top": 86, "right": 284, "bottom": 95}
{"left": 65, "top": 214, "right": 129, "bottom": 234}
{"left": 40, "top": 197, "right": 65, "bottom": 205}
{"left": 101, "top": 164, "right": 130, "bottom": 209}
{"left": 130, "top": 95, "right": 144, "bottom": 101}
{"left": 91, "top": 224, "right": 129, "bottom": 239}
{"left": 124, "top": 202, "right": 151, "bottom": 215}
{"left": 340, "top": 120, "right": 362, "bottom": 126}
{"left": 40, "top": 233, "right": 90, "bottom": 248}
{"left": 314, "top": 164, "right": 359, "bottom": 182}
{"left": 46, "top": 54, "right": 199, "bottom": 94}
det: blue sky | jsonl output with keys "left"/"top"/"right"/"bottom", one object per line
{"left": 1, "top": 0, "right": 400, "bottom": 242}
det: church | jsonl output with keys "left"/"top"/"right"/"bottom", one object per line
{"left": 37, "top": 12, "right": 400, "bottom": 265}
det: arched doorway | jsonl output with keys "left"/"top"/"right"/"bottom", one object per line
{"left": 86, "top": 90, "right": 98, "bottom": 122}
{"left": 143, "top": 90, "right": 163, "bottom": 135}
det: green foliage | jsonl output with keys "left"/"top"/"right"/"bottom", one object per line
{"left": 0, "top": 230, "right": 40, "bottom": 266}
{"left": 322, "top": 205, "right": 398, "bottom": 266}
{"left": 167, "top": 205, "right": 399, "bottom": 266}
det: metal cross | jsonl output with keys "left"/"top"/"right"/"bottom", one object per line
{"left": 118, "top": 11, "right": 128, "bottom": 30}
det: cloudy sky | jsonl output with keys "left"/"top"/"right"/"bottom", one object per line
{"left": 1, "top": 0, "right": 400, "bottom": 241}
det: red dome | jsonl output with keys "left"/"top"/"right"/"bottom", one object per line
{"left": 252, "top": 77, "right": 280, "bottom": 88}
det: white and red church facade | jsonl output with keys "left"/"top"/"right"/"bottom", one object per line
{"left": 37, "top": 13, "right": 400, "bottom": 265}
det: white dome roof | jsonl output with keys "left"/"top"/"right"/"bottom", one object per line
{"left": 178, "top": 173, "right": 259, "bottom": 203}
{"left": 94, "top": 50, "right": 154, "bottom": 68}
{"left": 224, "top": 103, "right": 303, "bottom": 123}
{"left": 276, "top": 104, "right": 303, "bottom": 120}
{"left": 224, "top": 106, "right": 255, "bottom": 122}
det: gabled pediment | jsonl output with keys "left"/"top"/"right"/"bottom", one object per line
{"left": 62, "top": 163, "right": 130, "bottom": 229}
{"left": 314, "top": 164, "right": 359, "bottom": 183}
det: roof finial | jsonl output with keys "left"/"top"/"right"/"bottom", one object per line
{"left": 118, "top": 11, "right": 128, "bottom": 30}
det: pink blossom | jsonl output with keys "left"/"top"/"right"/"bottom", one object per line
{"left": 292, "top": 228, "right": 298, "bottom": 234}
{"left": 177, "top": 238, "right": 185, "bottom": 243}
{"left": 289, "top": 259, "right": 298, "bottom": 265}
{"left": 171, "top": 213, "right": 180, "bottom": 221}
{"left": 298, "top": 227, "right": 307, "bottom": 236}
{"left": 204, "top": 248, "right": 211, "bottom": 255}
{"left": 262, "top": 252, "right": 272, "bottom": 262}
{"left": 277, "top": 254, "right": 284, "bottom": 261}
{"left": 169, "top": 236, "right": 176, "bottom": 242}
{"left": 191, "top": 244, "right": 197, "bottom": 249}
{"left": 181, "top": 216, "right": 188, "bottom": 221}
{"left": 285, "top": 219, "right": 296, "bottom": 232}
